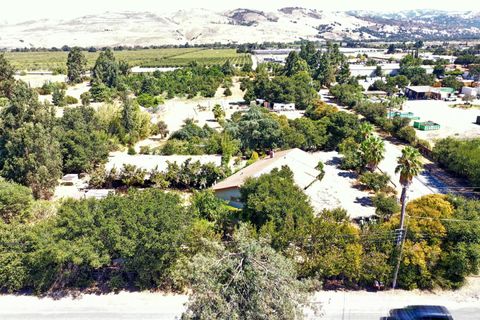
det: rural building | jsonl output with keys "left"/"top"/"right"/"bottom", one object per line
{"left": 271, "top": 102, "right": 295, "bottom": 112}
{"left": 212, "top": 148, "right": 320, "bottom": 208}
{"left": 404, "top": 86, "right": 454, "bottom": 100}
{"left": 405, "top": 86, "right": 433, "bottom": 100}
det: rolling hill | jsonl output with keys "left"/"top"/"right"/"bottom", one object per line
{"left": 0, "top": 8, "right": 479, "bottom": 48}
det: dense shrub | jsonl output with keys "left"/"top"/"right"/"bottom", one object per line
{"left": 359, "top": 172, "right": 390, "bottom": 192}
{"left": 432, "top": 137, "right": 480, "bottom": 186}
{"left": 0, "top": 190, "right": 192, "bottom": 293}
{"left": 372, "top": 193, "right": 400, "bottom": 219}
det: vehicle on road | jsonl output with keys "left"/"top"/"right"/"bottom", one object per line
{"left": 381, "top": 305, "right": 454, "bottom": 320}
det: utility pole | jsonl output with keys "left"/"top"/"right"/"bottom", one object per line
{"left": 391, "top": 228, "right": 405, "bottom": 289}
{"left": 392, "top": 212, "right": 408, "bottom": 289}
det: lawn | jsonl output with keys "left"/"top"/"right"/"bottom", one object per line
{"left": 5, "top": 48, "right": 251, "bottom": 71}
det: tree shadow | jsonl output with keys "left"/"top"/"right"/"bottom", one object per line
{"left": 338, "top": 171, "right": 357, "bottom": 179}
{"left": 354, "top": 196, "right": 373, "bottom": 207}
{"left": 325, "top": 156, "right": 342, "bottom": 166}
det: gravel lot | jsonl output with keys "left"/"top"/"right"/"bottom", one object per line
{"left": 402, "top": 99, "right": 480, "bottom": 144}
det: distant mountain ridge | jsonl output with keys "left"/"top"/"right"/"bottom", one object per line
{"left": 1, "top": 8, "right": 479, "bottom": 48}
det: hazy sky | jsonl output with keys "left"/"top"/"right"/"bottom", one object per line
{"left": 1, "top": 0, "right": 478, "bottom": 23}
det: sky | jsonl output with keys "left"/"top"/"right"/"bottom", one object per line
{"left": 1, "top": 0, "right": 478, "bottom": 23}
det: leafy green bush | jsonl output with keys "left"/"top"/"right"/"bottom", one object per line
{"left": 432, "top": 137, "right": 480, "bottom": 186}
{"left": 65, "top": 95, "right": 78, "bottom": 105}
{"left": 127, "top": 146, "right": 136, "bottom": 155}
{"left": 397, "top": 126, "right": 417, "bottom": 144}
{"left": 0, "top": 179, "right": 33, "bottom": 223}
{"left": 372, "top": 193, "right": 400, "bottom": 219}
{"left": 359, "top": 172, "right": 390, "bottom": 192}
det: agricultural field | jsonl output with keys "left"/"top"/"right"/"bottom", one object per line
{"left": 4, "top": 48, "right": 251, "bottom": 71}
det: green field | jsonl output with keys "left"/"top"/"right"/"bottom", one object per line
{"left": 5, "top": 48, "right": 251, "bottom": 71}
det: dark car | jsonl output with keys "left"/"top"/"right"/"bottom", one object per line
{"left": 382, "top": 305, "right": 454, "bottom": 320}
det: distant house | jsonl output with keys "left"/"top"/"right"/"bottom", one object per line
{"left": 212, "top": 148, "right": 319, "bottom": 208}
{"left": 271, "top": 102, "right": 295, "bottom": 112}
{"left": 405, "top": 86, "right": 433, "bottom": 100}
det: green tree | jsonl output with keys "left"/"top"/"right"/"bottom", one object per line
{"left": 0, "top": 82, "right": 62, "bottom": 199}
{"left": 442, "top": 76, "right": 463, "bottom": 91}
{"left": 66, "top": 47, "right": 87, "bottom": 83}
{"left": 240, "top": 166, "right": 314, "bottom": 250}
{"left": 221, "top": 60, "right": 235, "bottom": 76}
{"left": 0, "top": 53, "right": 15, "bottom": 82}
{"left": 181, "top": 225, "right": 310, "bottom": 320}
{"left": 92, "top": 49, "right": 119, "bottom": 88}
{"left": 315, "top": 53, "right": 335, "bottom": 87}
{"left": 59, "top": 106, "right": 110, "bottom": 173}
{"left": 284, "top": 51, "right": 309, "bottom": 76}
{"left": 51, "top": 86, "right": 66, "bottom": 107}
{"left": 228, "top": 106, "right": 282, "bottom": 152}
{"left": 336, "top": 62, "right": 351, "bottom": 84}
{"left": 299, "top": 41, "right": 317, "bottom": 67}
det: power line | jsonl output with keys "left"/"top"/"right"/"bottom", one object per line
{"left": 407, "top": 215, "right": 480, "bottom": 223}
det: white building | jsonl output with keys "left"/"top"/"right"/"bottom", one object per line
{"left": 271, "top": 102, "right": 295, "bottom": 112}
{"left": 106, "top": 153, "right": 223, "bottom": 173}
{"left": 349, "top": 63, "right": 433, "bottom": 77}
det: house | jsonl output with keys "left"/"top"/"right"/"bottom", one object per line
{"left": 271, "top": 102, "right": 295, "bottom": 112}
{"left": 212, "top": 148, "right": 320, "bottom": 208}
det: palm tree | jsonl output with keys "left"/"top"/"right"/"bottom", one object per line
{"left": 315, "top": 161, "right": 325, "bottom": 181}
{"left": 392, "top": 146, "right": 423, "bottom": 289}
{"left": 360, "top": 136, "right": 385, "bottom": 172}
{"left": 395, "top": 146, "right": 423, "bottom": 231}
{"left": 359, "top": 122, "right": 374, "bottom": 141}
